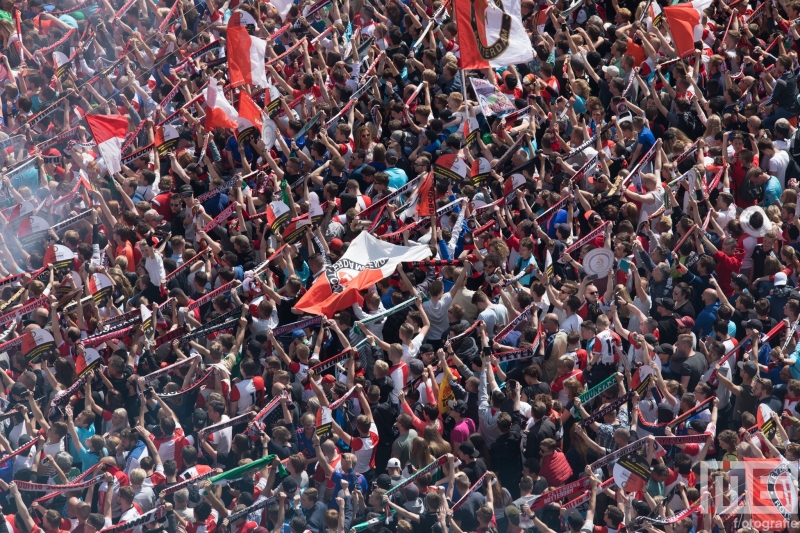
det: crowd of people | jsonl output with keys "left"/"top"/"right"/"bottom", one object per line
{"left": 0, "top": 0, "right": 797, "bottom": 532}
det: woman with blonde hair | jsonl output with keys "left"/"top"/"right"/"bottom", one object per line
{"left": 703, "top": 115, "right": 722, "bottom": 147}
{"left": 424, "top": 425, "right": 451, "bottom": 457}
{"left": 407, "top": 437, "right": 435, "bottom": 474}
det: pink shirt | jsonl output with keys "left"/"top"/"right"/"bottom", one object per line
{"left": 450, "top": 418, "right": 476, "bottom": 450}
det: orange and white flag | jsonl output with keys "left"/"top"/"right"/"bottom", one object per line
{"left": 204, "top": 78, "right": 239, "bottom": 131}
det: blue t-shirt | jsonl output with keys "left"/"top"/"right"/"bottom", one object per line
{"left": 203, "top": 192, "right": 230, "bottom": 218}
{"left": 385, "top": 167, "right": 408, "bottom": 189}
{"left": 329, "top": 469, "right": 368, "bottom": 509}
{"left": 760, "top": 176, "right": 782, "bottom": 207}
{"left": 637, "top": 127, "right": 656, "bottom": 153}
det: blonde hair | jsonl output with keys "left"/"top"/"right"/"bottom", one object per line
{"left": 703, "top": 115, "right": 722, "bottom": 140}
{"left": 374, "top": 360, "right": 389, "bottom": 377}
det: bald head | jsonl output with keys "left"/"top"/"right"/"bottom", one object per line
{"left": 543, "top": 313, "right": 560, "bottom": 331}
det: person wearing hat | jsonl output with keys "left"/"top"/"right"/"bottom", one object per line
{"left": 645, "top": 297, "right": 680, "bottom": 345}
{"left": 448, "top": 399, "right": 476, "bottom": 450}
{"left": 457, "top": 441, "right": 487, "bottom": 485}
{"left": 385, "top": 458, "right": 404, "bottom": 486}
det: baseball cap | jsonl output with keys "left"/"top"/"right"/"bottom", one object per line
{"left": 408, "top": 358, "right": 424, "bottom": 376}
{"left": 505, "top": 506, "right": 521, "bottom": 526}
{"left": 742, "top": 319, "right": 763, "bottom": 332}
{"left": 654, "top": 344, "right": 674, "bottom": 356}
{"left": 322, "top": 374, "right": 336, "bottom": 384}
{"left": 643, "top": 333, "right": 658, "bottom": 346}
{"left": 654, "top": 298, "right": 675, "bottom": 311}
{"left": 376, "top": 474, "right": 393, "bottom": 490}
{"left": 739, "top": 360, "right": 759, "bottom": 376}
{"left": 676, "top": 316, "right": 695, "bottom": 329}
{"left": 632, "top": 500, "right": 651, "bottom": 516}
{"left": 775, "top": 272, "right": 788, "bottom": 286}
{"left": 385, "top": 149, "right": 399, "bottom": 162}
{"left": 391, "top": 130, "right": 404, "bottom": 143}
{"left": 567, "top": 511, "right": 585, "bottom": 531}
{"left": 459, "top": 441, "right": 480, "bottom": 458}
{"left": 192, "top": 408, "right": 208, "bottom": 425}
{"left": 330, "top": 238, "right": 343, "bottom": 252}
{"left": 452, "top": 399, "right": 469, "bottom": 414}
{"left": 404, "top": 483, "right": 419, "bottom": 500}
{"left": 9, "top": 383, "right": 28, "bottom": 398}
{"left": 387, "top": 458, "right": 401, "bottom": 469}
{"left": 602, "top": 65, "right": 620, "bottom": 77}
{"left": 145, "top": 210, "right": 164, "bottom": 221}
{"left": 180, "top": 184, "right": 193, "bottom": 195}
{"left": 281, "top": 478, "right": 298, "bottom": 494}
{"left": 292, "top": 329, "right": 306, "bottom": 339}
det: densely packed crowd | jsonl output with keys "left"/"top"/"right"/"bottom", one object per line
{"left": 0, "top": 0, "right": 798, "bottom": 532}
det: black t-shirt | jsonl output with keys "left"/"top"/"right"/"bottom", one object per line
{"left": 107, "top": 365, "right": 134, "bottom": 400}
{"left": 759, "top": 395, "right": 783, "bottom": 413}
{"left": 276, "top": 295, "right": 300, "bottom": 327}
{"left": 680, "top": 354, "right": 706, "bottom": 392}
{"left": 656, "top": 315, "right": 679, "bottom": 345}
{"left": 674, "top": 300, "right": 696, "bottom": 320}
{"left": 460, "top": 458, "right": 487, "bottom": 485}
{"left": 453, "top": 491, "right": 485, "bottom": 531}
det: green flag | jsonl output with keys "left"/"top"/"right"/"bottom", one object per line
{"left": 209, "top": 454, "right": 287, "bottom": 485}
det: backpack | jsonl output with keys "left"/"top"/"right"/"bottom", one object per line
{"left": 738, "top": 174, "right": 764, "bottom": 203}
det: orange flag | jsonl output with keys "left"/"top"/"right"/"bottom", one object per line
{"left": 416, "top": 170, "right": 436, "bottom": 217}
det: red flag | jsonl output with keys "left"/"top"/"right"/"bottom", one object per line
{"left": 295, "top": 232, "right": 431, "bottom": 317}
{"left": 204, "top": 78, "right": 239, "bottom": 131}
{"left": 662, "top": 0, "right": 713, "bottom": 58}
{"left": 236, "top": 91, "right": 263, "bottom": 143}
{"left": 84, "top": 114, "right": 128, "bottom": 174}
{"left": 226, "top": 13, "right": 268, "bottom": 88}
{"left": 416, "top": 170, "right": 436, "bottom": 217}
{"left": 744, "top": 457, "right": 797, "bottom": 530}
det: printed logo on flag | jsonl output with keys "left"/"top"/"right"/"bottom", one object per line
{"left": 701, "top": 459, "right": 799, "bottom": 530}
{"left": 472, "top": 0, "right": 512, "bottom": 60}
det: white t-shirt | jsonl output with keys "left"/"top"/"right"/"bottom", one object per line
{"left": 402, "top": 333, "right": 425, "bottom": 363}
{"left": 209, "top": 414, "right": 232, "bottom": 457}
{"left": 561, "top": 313, "right": 582, "bottom": 334}
{"left": 768, "top": 149, "right": 791, "bottom": 187}
{"left": 120, "top": 506, "right": 143, "bottom": 533}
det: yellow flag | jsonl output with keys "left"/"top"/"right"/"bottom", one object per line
{"left": 438, "top": 364, "right": 455, "bottom": 415}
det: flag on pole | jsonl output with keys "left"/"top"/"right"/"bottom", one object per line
{"left": 227, "top": 13, "right": 268, "bottom": 88}
{"left": 295, "top": 232, "right": 431, "bottom": 317}
{"left": 416, "top": 170, "right": 436, "bottom": 217}
{"left": 204, "top": 78, "right": 239, "bottom": 131}
{"left": 155, "top": 124, "right": 180, "bottom": 156}
{"left": 84, "top": 114, "right": 128, "bottom": 175}
{"left": 453, "top": 0, "right": 534, "bottom": 69}
{"left": 236, "top": 91, "right": 264, "bottom": 143}
{"left": 662, "top": 0, "right": 713, "bottom": 58}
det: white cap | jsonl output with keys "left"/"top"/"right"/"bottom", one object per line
{"left": 387, "top": 458, "right": 401, "bottom": 469}
{"left": 775, "top": 272, "right": 788, "bottom": 286}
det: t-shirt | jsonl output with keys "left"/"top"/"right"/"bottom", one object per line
{"left": 350, "top": 422, "right": 379, "bottom": 472}
{"left": 680, "top": 353, "right": 707, "bottom": 392}
{"left": 423, "top": 293, "right": 453, "bottom": 341}
{"left": 478, "top": 304, "right": 509, "bottom": 337}
{"left": 637, "top": 128, "right": 656, "bottom": 153}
